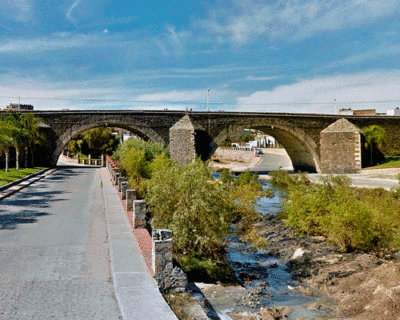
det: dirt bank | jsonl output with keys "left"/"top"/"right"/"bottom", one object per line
{"left": 167, "top": 153, "right": 400, "bottom": 319}
{"left": 253, "top": 212, "right": 400, "bottom": 320}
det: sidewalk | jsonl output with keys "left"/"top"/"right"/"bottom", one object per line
{"left": 100, "top": 167, "right": 178, "bottom": 320}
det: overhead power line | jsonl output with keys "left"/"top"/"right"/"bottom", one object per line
{"left": 1, "top": 95, "right": 400, "bottom": 107}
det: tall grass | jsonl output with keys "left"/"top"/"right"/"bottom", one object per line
{"left": 271, "top": 170, "right": 400, "bottom": 254}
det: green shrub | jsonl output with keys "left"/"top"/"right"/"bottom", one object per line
{"left": 229, "top": 171, "right": 266, "bottom": 246}
{"left": 114, "top": 138, "right": 170, "bottom": 198}
{"left": 176, "top": 255, "right": 235, "bottom": 283}
{"left": 269, "top": 169, "right": 305, "bottom": 187}
{"left": 113, "top": 137, "right": 166, "bottom": 162}
{"left": 147, "top": 159, "right": 235, "bottom": 261}
{"left": 283, "top": 176, "right": 400, "bottom": 253}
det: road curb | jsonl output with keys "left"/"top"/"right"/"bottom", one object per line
{"left": 0, "top": 168, "right": 57, "bottom": 200}
{"left": 100, "top": 167, "right": 178, "bottom": 320}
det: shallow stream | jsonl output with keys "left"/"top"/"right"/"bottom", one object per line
{"left": 200, "top": 180, "right": 331, "bottom": 319}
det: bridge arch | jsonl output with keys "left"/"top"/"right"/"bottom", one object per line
{"left": 52, "top": 120, "right": 166, "bottom": 166}
{"left": 212, "top": 119, "right": 322, "bottom": 173}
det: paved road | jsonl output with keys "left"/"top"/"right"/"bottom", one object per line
{"left": 254, "top": 149, "right": 293, "bottom": 172}
{"left": 0, "top": 167, "right": 122, "bottom": 319}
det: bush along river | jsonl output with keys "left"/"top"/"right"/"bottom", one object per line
{"left": 188, "top": 180, "right": 340, "bottom": 320}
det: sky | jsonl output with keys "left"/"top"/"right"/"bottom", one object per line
{"left": 0, "top": 0, "right": 400, "bottom": 114}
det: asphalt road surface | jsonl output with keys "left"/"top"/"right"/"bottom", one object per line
{"left": 253, "top": 149, "right": 294, "bottom": 172}
{"left": 0, "top": 167, "right": 122, "bottom": 319}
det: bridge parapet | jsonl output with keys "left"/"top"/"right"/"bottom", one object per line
{"left": 12, "top": 110, "right": 400, "bottom": 173}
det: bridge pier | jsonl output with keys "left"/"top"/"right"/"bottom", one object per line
{"left": 320, "top": 118, "right": 363, "bottom": 174}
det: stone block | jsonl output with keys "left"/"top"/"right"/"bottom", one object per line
{"left": 151, "top": 229, "right": 188, "bottom": 293}
{"left": 132, "top": 200, "right": 147, "bottom": 229}
{"left": 126, "top": 189, "right": 137, "bottom": 211}
{"left": 114, "top": 172, "right": 120, "bottom": 186}
{"left": 118, "top": 176, "right": 125, "bottom": 192}
{"left": 121, "top": 182, "right": 129, "bottom": 200}
{"left": 152, "top": 229, "right": 173, "bottom": 275}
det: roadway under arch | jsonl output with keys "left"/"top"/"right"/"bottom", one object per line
{"left": 52, "top": 121, "right": 166, "bottom": 166}
{"left": 212, "top": 121, "right": 321, "bottom": 173}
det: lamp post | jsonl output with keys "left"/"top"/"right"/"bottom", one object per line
{"left": 207, "top": 88, "right": 210, "bottom": 112}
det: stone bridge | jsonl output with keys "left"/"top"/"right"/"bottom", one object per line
{"left": 11, "top": 110, "right": 400, "bottom": 173}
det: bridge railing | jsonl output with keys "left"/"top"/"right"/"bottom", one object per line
{"left": 77, "top": 158, "right": 104, "bottom": 166}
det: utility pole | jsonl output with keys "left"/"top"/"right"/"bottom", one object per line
{"left": 207, "top": 88, "right": 210, "bottom": 133}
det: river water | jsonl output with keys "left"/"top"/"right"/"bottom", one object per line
{"left": 200, "top": 180, "right": 332, "bottom": 319}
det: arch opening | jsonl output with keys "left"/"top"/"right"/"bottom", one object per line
{"left": 53, "top": 122, "right": 166, "bottom": 166}
{"left": 211, "top": 122, "right": 321, "bottom": 173}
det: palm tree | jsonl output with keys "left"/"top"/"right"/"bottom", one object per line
{"left": 7, "top": 113, "right": 29, "bottom": 170}
{"left": 0, "top": 115, "right": 18, "bottom": 172}
{"left": 20, "top": 113, "right": 47, "bottom": 167}
{"left": 362, "top": 125, "right": 386, "bottom": 166}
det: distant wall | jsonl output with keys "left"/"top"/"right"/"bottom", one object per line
{"left": 212, "top": 147, "right": 255, "bottom": 163}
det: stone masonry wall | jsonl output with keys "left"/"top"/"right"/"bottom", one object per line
{"left": 169, "top": 115, "right": 196, "bottom": 166}
{"left": 320, "top": 131, "right": 361, "bottom": 173}
{"left": 212, "top": 147, "right": 255, "bottom": 163}
{"left": 152, "top": 229, "right": 187, "bottom": 293}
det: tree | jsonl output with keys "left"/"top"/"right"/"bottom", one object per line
{"left": 0, "top": 117, "right": 16, "bottom": 172}
{"left": 146, "top": 159, "right": 234, "bottom": 261}
{"left": 362, "top": 125, "right": 386, "bottom": 166}
{"left": 66, "top": 127, "right": 120, "bottom": 158}
{"left": 82, "top": 127, "right": 120, "bottom": 157}
{"left": 19, "top": 113, "right": 47, "bottom": 167}
{"left": 7, "top": 113, "right": 29, "bottom": 170}
{"left": 240, "top": 133, "right": 255, "bottom": 143}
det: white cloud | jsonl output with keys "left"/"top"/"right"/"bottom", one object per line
{"left": 0, "top": 0, "right": 34, "bottom": 22}
{"left": 135, "top": 90, "right": 207, "bottom": 103}
{"left": 0, "top": 31, "right": 145, "bottom": 55}
{"left": 245, "top": 76, "right": 277, "bottom": 81}
{"left": 237, "top": 70, "right": 400, "bottom": 113}
{"left": 155, "top": 25, "right": 191, "bottom": 57}
{"left": 326, "top": 44, "right": 400, "bottom": 70}
{"left": 0, "top": 33, "right": 98, "bottom": 54}
{"left": 198, "top": 0, "right": 400, "bottom": 44}
{"left": 66, "top": 0, "right": 81, "bottom": 24}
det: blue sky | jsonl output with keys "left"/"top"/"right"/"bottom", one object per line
{"left": 0, "top": 0, "right": 400, "bottom": 113}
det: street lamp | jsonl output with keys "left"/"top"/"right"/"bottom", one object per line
{"left": 207, "top": 88, "right": 210, "bottom": 112}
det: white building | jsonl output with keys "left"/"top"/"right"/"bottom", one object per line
{"left": 387, "top": 107, "right": 400, "bottom": 116}
{"left": 338, "top": 108, "right": 353, "bottom": 115}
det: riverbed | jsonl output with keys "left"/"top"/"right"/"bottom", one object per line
{"left": 189, "top": 181, "right": 338, "bottom": 320}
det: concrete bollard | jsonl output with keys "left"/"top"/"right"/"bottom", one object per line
{"left": 126, "top": 189, "right": 137, "bottom": 211}
{"left": 121, "top": 182, "right": 129, "bottom": 200}
{"left": 132, "top": 199, "right": 147, "bottom": 229}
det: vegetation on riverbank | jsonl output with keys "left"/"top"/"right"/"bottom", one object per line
{"left": 270, "top": 169, "right": 400, "bottom": 254}
{"left": 113, "top": 138, "right": 268, "bottom": 281}
{"left": 0, "top": 167, "right": 43, "bottom": 186}
{"left": 369, "top": 155, "right": 400, "bottom": 168}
